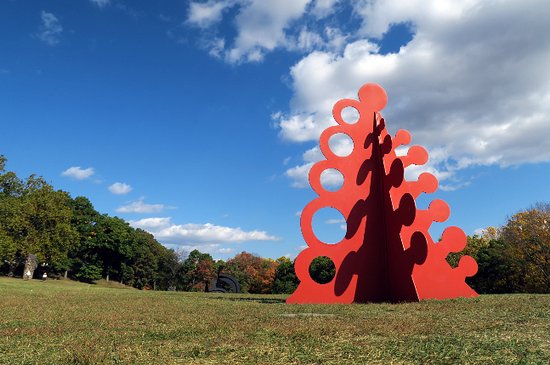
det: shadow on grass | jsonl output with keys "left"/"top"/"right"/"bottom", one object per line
{"left": 209, "top": 295, "right": 287, "bottom": 304}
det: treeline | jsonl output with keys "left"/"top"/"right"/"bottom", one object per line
{"left": 169, "top": 205, "right": 550, "bottom": 294}
{"left": 449, "top": 203, "right": 550, "bottom": 294}
{"left": 0, "top": 156, "right": 299, "bottom": 292}
{"left": 1, "top": 155, "right": 548, "bottom": 294}
{"left": 0, "top": 156, "right": 180, "bottom": 289}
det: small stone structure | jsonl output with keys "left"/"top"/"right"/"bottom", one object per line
{"left": 22, "top": 254, "right": 38, "bottom": 280}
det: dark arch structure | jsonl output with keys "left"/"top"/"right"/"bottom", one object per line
{"left": 206, "top": 270, "right": 240, "bottom": 293}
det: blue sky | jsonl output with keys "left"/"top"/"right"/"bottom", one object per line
{"left": 1, "top": 0, "right": 549, "bottom": 260}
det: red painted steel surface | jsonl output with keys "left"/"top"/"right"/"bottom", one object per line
{"left": 287, "top": 83, "right": 478, "bottom": 304}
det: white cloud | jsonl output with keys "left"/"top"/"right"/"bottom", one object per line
{"left": 206, "top": 37, "right": 226, "bottom": 58}
{"left": 61, "top": 166, "right": 95, "bottom": 180}
{"left": 311, "top": 0, "right": 340, "bottom": 18}
{"left": 226, "top": 0, "right": 312, "bottom": 63}
{"left": 165, "top": 243, "right": 230, "bottom": 257}
{"left": 187, "top": 0, "right": 235, "bottom": 28}
{"left": 187, "top": 0, "right": 317, "bottom": 63}
{"left": 90, "top": 0, "right": 110, "bottom": 8}
{"left": 108, "top": 182, "right": 133, "bottom": 195}
{"left": 37, "top": 11, "right": 62, "bottom": 46}
{"left": 129, "top": 217, "right": 279, "bottom": 248}
{"left": 116, "top": 198, "right": 167, "bottom": 214}
{"left": 129, "top": 217, "right": 172, "bottom": 230}
{"left": 277, "top": 0, "right": 550, "bottom": 188}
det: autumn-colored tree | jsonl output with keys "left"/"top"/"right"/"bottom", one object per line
{"left": 460, "top": 205, "right": 549, "bottom": 294}
{"left": 225, "top": 252, "right": 277, "bottom": 293}
{"left": 500, "top": 206, "right": 549, "bottom": 293}
{"left": 179, "top": 249, "right": 216, "bottom": 291}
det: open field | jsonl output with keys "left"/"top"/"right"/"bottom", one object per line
{"left": 0, "top": 277, "right": 548, "bottom": 364}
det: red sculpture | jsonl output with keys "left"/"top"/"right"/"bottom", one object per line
{"left": 287, "top": 83, "right": 478, "bottom": 304}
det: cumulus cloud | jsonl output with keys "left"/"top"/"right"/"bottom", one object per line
{"left": 90, "top": 0, "right": 110, "bottom": 8}
{"left": 61, "top": 166, "right": 95, "bottom": 180}
{"left": 227, "top": 0, "right": 311, "bottom": 62}
{"left": 108, "top": 182, "right": 133, "bottom": 195}
{"left": 187, "top": 0, "right": 328, "bottom": 63}
{"left": 311, "top": 0, "right": 340, "bottom": 18}
{"left": 129, "top": 217, "right": 279, "bottom": 249}
{"left": 277, "top": 0, "right": 550, "bottom": 188}
{"left": 37, "top": 11, "right": 62, "bottom": 46}
{"left": 187, "top": 0, "right": 235, "bottom": 28}
{"left": 116, "top": 198, "right": 167, "bottom": 214}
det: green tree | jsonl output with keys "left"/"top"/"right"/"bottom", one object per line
{"left": 20, "top": 185, "right": 78, "bottom": 272}
{"left": 179, "top": 249, "right": 216, "bottom": 291}
{"left": 447, "top": 230, "right": 495, "bottom": 268}
{"left": 1, "top": 157, "right": 79, "bottom": 275}
{"left": 91, "top": 215, "right": 134, "bottom": 282}
{"left": 67, "top": 196, "right": 100, "bottom": 278}
{"left": 308, "top": 256, "right": 335, "bottom": 285}
{"left": 470, "top": 239, "right": 515, "bottom": 293}
{"left": 123, "top": 229, "right": 161, "bottom": 289}
{"left": 272, "top": 256, "right": 298, "bottom": 294}
{"left": 154, "top": 247, "right": 180, "bottom": 290}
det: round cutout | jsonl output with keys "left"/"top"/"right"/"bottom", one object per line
{"left": 309, "top": 256, "right": 336, "bottom": 284}
{"left": 320, "top": 168, "right": 344, "bottom": 191}
{"left": 311, "top": 207, "right": 347, "bottom": 244}
{"left": 340, "top": 106, "right": 360, "bottom": 124}
{"left": 328, "top": 133, "right": 354, "bottom": 157}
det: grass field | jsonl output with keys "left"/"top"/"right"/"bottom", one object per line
{"left": 0, "top": 277, "right": 548, "bottom": 364}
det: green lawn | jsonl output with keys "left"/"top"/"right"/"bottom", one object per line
{"left": 0, "top": 277, "right": 548, "bottom": 364}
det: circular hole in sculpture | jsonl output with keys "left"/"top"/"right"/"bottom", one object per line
{"left": 311, "top": 207, "right": 347, "bottom": 244}
{"left": 341, "top": 106, "right": 360, "bottom": 124}
{"left": 328, "top": 133, "right": 354, "bottom": 157}
{"left": 309, "top": 256, "right": 336, "bottom": 284}
{"left": 320, "top": 168, "right": 344, "bottom": 191}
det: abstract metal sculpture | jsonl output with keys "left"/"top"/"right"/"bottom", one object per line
{"left": 207, "top": 269, "right": 241, "bottom": 293}
{"left": 287, "top": 83, "right": 478, "bottom": 304}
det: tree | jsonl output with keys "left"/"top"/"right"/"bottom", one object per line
{"left": 469, "top": 239, "right": 515, "bottom": 293}
{"left": 0, "top": 155, "right": 24, "bottom": 198}
{"left": 154, "top": 247, "right": 180, "bottom": 290}
{"left": 462, "top": 205, "right": 550, "bottom": 294}
{"left": 0, "top": 155, "right": 186, "bottom": 289}
{"left": 91, "top": 215, "right": 134, "bottom": 282}
{"left": 124, "top": 229, "right": 163, "bottom": 288}
{"left": 500, "top": 207, "right": 549, "bottom": 293}
{"left": 20, "top": 186, "right": 78, "bottom": 272}
{"left": 75, "top": 263, "right": 102, "bottom": 283}
{"left": 225, "top": 252, "right": 277, "bottom": 293}
{"left": 67, "top": 196, "right": 100, "bottom": 278}
{"left": 447, "top": 229, "right": 496, "bottom": 268}
{"left": 0, "top": 158, "right": 78, "bottom": 276}
{"left": 308, "top": 256, "right": 335, "bottom": 285}
{"left": 179, "top": 249, "right": 216, "bottom": 291}
{"left": 272, "top": 256, "right": 298, "bottom": 294}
